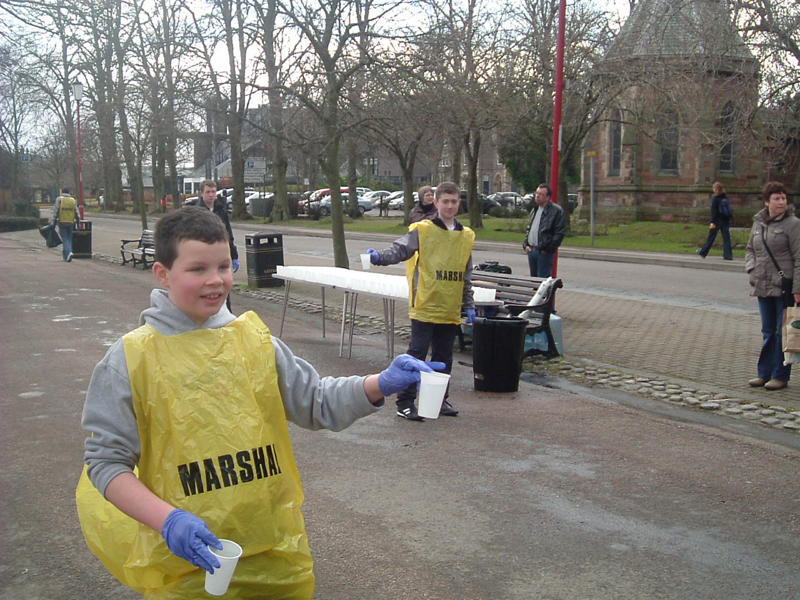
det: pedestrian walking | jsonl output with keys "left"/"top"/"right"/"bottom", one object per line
{"left": 51, "top": 188, "right": 79, "bottom": 262}
{"left": 745, "top": 181, "right": 800, "bottom": 391}
{"left": 697, "top": 181, "right": 733, "bottom": 260}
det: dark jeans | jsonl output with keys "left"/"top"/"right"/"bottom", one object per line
{"left": 58, "top": 223, "right": 74, "bottom": 261}
{"left": 396, "top": 320, "right": 457, "bottom": 408}
{"left": 757, "top": 296, "right": 792, "bottom": 382}
{"left": 527, "top": 247, "right": 555, "bottom": 277}
{"left": 699, "top": 224, "right": 732, "bottom": 259}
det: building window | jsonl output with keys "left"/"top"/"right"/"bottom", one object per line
{"left": 440, "top": 158, "right": 451, "bottom": 168}
{"left": 608, "top": 109, "right": 622, "bottom": 176}
{"left": 657, "top": 109, "right": 679, "bottom": 173}
{"left": 718, "top": 102, "right": 735, "bottom": 173}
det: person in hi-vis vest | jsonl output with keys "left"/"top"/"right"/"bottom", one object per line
{"left": 51, "top": 188, "right": 79, "bottom": 261}
{"left": 78, "top": 207, "right": 441, "bottom": 599}
{"left": 366, "top": 181, "right": 477, "bottom": 420}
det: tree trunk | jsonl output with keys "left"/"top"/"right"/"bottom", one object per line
{"left": 449, "top": 134, "right": 462, "bottom": 185}
{"left": 347, "top": 135, "right": 359, "bottom": 218}
{"left": 465, "top": 128, "right": 483, "bottom": 229}
{"left": 322, "top": 151, "right": 349, "bottom": 267}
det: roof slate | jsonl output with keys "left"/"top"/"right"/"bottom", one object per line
{"left": 604, "top": 0, "right": 754, "bottom": 64}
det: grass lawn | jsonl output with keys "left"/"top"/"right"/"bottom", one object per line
{"left": 251, "top": 214, "right": 750, "bottom": 257}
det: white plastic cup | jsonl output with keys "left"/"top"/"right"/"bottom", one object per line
{"left": 204, "top": 539, "right": 243, "bottom": 596}
{"left": 417, "top": 371, "right": 451, "bottom": 419}
{"left": 360, "top": 253, "right": 372, "bottom": 270}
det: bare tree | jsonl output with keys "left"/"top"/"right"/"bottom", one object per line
{"left": 418, "top": 0, "right": 512, "bottom": 229}
{"left": 0, "top": 44, "right": 40, "bottom": 206}
{"left": 274, "top": 0, "right": 394, "bottom": 267}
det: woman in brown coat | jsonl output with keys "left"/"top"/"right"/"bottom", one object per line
{"left": 409, "top": 185, "right": 437, "bottom": 224}
{"left": 745, "top": 181, "right": 800, "bottom": 390}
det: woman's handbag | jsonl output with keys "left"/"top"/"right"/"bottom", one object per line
{"left": 782, "top": 306, "right": 800, "bottom": 354}
{"left": 761, "top": 227, "right": 794, "bottom": 306}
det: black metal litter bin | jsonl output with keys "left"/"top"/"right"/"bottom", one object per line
{"left": 245, "top": 232, "right": 284, "bottom": 287}
{"left": 472, "top": 317, "right": 527, "bottom": 392}
{"left": 72, "top": 220, "right": 92, "bottom": 259}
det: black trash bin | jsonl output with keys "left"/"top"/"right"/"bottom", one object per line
{"left": 472, "top": 317, "right": 527, "bottom": 392}
{"left": 245, "top": 232, "right": 284, "bottom": 287}
{"left": 72, "top": 220, "right": 92, "bottom": 259}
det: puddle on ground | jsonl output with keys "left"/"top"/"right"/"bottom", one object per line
{"left": 18, "top": 391, "right": 44, "bottom": 399}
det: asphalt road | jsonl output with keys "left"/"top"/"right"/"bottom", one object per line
{"left": 79, "top": 212, "right": 755, "bottom": 315}
{"left": 1, "top": 226, "right": 799, "bottom": 599}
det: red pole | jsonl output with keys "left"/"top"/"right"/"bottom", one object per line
{"left": 76, "top": 99, "right": 85, "bottom": 221}
{"left": 549, "top": 0, "right": 567, "bottom": 277}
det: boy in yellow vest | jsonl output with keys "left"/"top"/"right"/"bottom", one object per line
{"left": 51, "top": 188, "right": 79, "bottom": 261}
{"left": 78, "top": 206, "right": 441, "bottom": 599}
{"left": 366, "top": 181, "right": 477, "bottom": 420}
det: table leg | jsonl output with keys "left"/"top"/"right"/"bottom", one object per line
{"left": 347, "top": 293, "right": 358, "bottom": 359}
{"left": 339, "top": 291, "right": 349, "bottom": 357}
{"left": 321, "top": 287, "right": 326, "bottom": 338}
{"left": 389, "top": 299, "right": 395, "bottom": 357}
{"left": 279, "top": 281, "right": 291, "bottom": 337}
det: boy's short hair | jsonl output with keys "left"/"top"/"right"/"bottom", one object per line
{"left": 155, "top": 206, "right": 229, "bottom": 268}
{"left": 435, "top": 181, "right": 459, "bottom": 198}
{"left": 762, "top": 181, "right": 786, "bottom": 203}
{"left": 200, "top": 179, "right": 217, "bottom": 193}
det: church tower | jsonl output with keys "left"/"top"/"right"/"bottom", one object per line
{"left": 583, "top": 0, "right": 762, "bottom": 221}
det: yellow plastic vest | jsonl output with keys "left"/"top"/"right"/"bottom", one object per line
{"left": 58, "top": 195, "right": 77, "bottom": 223}
{"left": 76, "top": 312, "right": 314, "bottom": 600}
{"left": 405, "top": 220, "right": 475, "bottom": 324}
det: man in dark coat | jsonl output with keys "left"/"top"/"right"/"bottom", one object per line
{"left": 522, "top": 184, "right": 567, "bottom": 277}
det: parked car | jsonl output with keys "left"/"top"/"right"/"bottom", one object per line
{"left": 226, "top": 188, "right": 257, "bottom": 210}
{"left": 385, "top": 190, "right": 418, "bottom": 210}
{"left": 488, "top": 191, "right": 524, "bottom": 208}
{"left": 313, "top": 193, "right": 373, "bottom": 216}
{"left": 459, "top": 191, "right": 499, "bottom": 215}
{"left": 364, "top": 190, "right": 392, "bottom": 207}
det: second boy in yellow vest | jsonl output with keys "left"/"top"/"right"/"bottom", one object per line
{"left": 367, "top": 181, "right": 477, "bottom": 420}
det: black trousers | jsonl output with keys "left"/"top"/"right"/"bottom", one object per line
{"left": 396, "top": 319, "right": 458, "bottom": 407}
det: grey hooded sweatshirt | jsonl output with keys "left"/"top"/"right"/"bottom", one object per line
{"left": 82, "top": 289, "right": 382, "bottom": 495}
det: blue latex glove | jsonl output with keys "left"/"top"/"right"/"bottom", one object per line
{"left": 232, "top": 258, "right": 240, "bottom": 273}
{"left": 378, "top": 354, "right": 446, "bottom": 397}
{"left": 161, "top": 508, "right": 222, "bottom": 573}
{"left": 367, "top": 248, "right": 381, "bottom": 265}
{"left": 465, "top": 308, "right": 477, "bottom": 324}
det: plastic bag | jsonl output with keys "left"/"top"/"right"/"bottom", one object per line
{"left": 39, "top": 224, "right": 61, "bottom": 248}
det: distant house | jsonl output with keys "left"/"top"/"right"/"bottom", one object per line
{"left": 435, "top": 136, "right": 518, "bottom": 194}
{"left": 582, "top": 0, "right": 765, "bottom": 222}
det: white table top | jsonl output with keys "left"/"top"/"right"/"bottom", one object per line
{"left": 275, "top": 265, "right": 496, "bottom": 303}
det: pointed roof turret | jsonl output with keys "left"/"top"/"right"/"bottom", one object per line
{"left": 604, "top": 0, "right": 754, "bottom": 69}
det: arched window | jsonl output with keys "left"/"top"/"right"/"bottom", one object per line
{"left": 657, "top": 109, "right": 679, "bottom": 173}
{"left": 719, "top": 102, "right": 735, "bottom": 173}
{"left": 608, "top": 109, "right": 622, "bottom": 176}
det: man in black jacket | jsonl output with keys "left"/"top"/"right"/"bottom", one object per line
{"left": 522, "top": 184, "right": 566, "bottom": 277}
{"left": 188, "top": 180, "right": 240, "bottom": 310}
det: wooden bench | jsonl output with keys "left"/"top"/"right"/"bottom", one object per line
{"left": 120, "top": 229, "right": 156, "bottom": 269}
{"left": 465, "top": 270, "right": 564, "bottom": 358}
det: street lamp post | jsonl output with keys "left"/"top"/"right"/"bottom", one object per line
{"left": 72, "top": 81, "right": 85, "bottom": 220}
{"left": 549, "top": 0, "right": 567, "bottom": 277}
